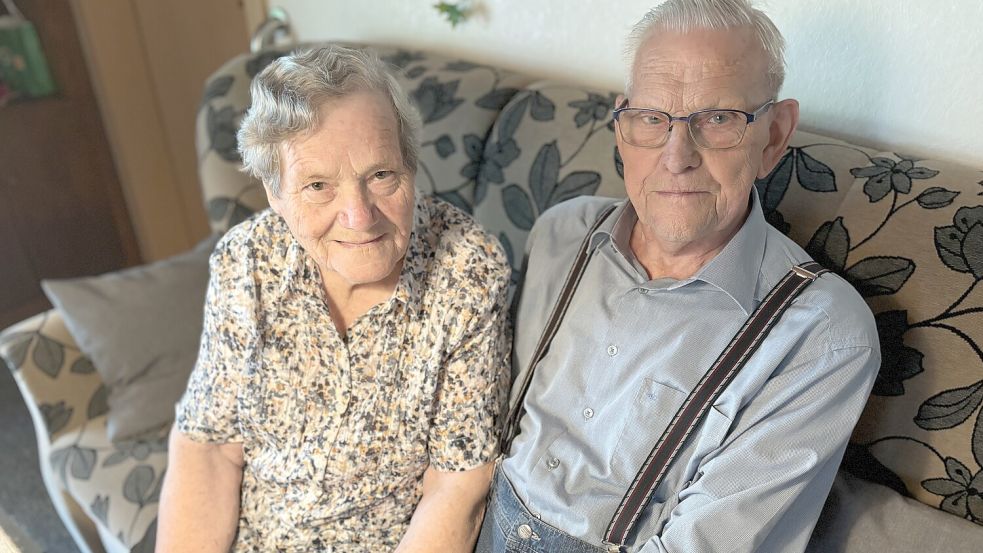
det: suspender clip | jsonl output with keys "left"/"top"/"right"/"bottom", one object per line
{"left": 792, "top": 264, "right": 821, "bottom": 280}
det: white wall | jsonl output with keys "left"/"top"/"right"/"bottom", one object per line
{"left": 275, "top": 0, "right": 983, "bottom": 168}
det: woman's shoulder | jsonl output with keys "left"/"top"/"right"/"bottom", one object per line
{"left": 422, "top": 197, "right": 509, "bottom": 273}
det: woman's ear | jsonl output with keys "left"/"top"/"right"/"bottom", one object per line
{"left": 757, "top": 98, "right": 799, "bottom": 179}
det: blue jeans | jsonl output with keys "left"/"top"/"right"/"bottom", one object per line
{"left": 475, "top": 466, "right": 609, "bottom": 553}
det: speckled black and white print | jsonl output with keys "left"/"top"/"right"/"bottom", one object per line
{"left": 176, "top": 194, "right": 512, "bottom": 551}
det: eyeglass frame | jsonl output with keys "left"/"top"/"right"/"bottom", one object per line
{"left": 612, "top": 99, "right": 776, "bottom": 150}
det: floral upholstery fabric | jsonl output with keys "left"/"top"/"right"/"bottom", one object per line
{"left": 470, "top": 81, "right": 627, "bottom": 285}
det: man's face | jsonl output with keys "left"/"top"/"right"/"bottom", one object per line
{"left": 269, "top": 90, "right": 415, "bottom": 287}
{"left": 616, "top": 27, "right": 795, "bottom": 254}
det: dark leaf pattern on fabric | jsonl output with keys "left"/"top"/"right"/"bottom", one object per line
{"left": 844, "top": 256, "right": 915, "bottom": 297}
{"left": 478, "top": 140, "right": 520, "bottom": 186}
{"left": 87, "top": 384, "right": 110, "bottom": 420}
{"left": 568, "top": 93, "right": 616, "bottom": 128}
{"left": 853, "top": 157, "right": 939, "bottom": 202}
{"left": 922, "top": 458, "right": 983, "bottom": 523}
{"left": 805, "top": 217, "right": 850, "bottom": 271}
{"left": 405, "top": 66, "right": 426, "bottom": 79}
{"left": 2, "top": 332, "right": 32, "bottom": 370}
{"left": 103, "top": 436, "right": 167, "bottom": 468}
{"left": 132, "top": 519, "right": 157, "bottom": 553}
{"left": 873, "top": 310, "right": 924, "bottom": 396}
{"left": 764, "top": 210, "right": 790, "bottom": 236}
{"left": 502, "top": 184, "right": 535, "bottom": 231}
{"left": 475, "top": 87, "right": 520, "bottom": 111}
{"left": 840, "top": 443, "right": 911, "bottom": 497}
{"left": 90, "top": 495, "right": 109, "bottom": 525}
{"left": 917, "top": 187, "right": 960, "bottom": 209}
{"left": 201, "top": 75, "right": 234, "bottom": 107}
{"left": 412, "top": 77, "right": 464, "bottom": 124}
{"left": 529, "top": 92, "right": 556, "bottom": 121}
{"left": 208, "top": 198, "right": 255, "bottom": 228}
{"left": 975, "top": 409, "right": 983, "bottom": 468}
{"left": 795, "top": 148, "right": 837, "bottom": 192}
{"left": 207, "top": 106, "right": 242, "bottom": 162}
{"left": 40, "top": 402, "right": 72, "bottom": 436}
{"left": 498, "top": 232, "right": 514, "bottom": 268}
{"left": 32, "top": 335, "right": 63, "bottom": 378}
{"left": 434, "top": 135, "right": 455, "bottom": 158}
{"left": 444, "top": 60, "right": 479, "bottom": 72}
{"left": 435, "top": 191, "right": 471, "bottom": 214}
{"left": 123, "top": 465, "right": 157, "bottom": 507}
{"left": 245, "top": 51, "right": 287, "bottom": 78}
{"left": 498, "top": 95, "right": 531, "bottom": 142}
{"left": 70, "top": 447, "right": 97, "bottom": 480}
{"left": 754, "top": 150, "right": 793, "bottom": 212}
{"left": 935, "top": 206, "right": 983, "bottom": 278}
{"left": 381, "top": 50, "right": 424, "bottom": 70}
{"left": 530, "top": 142, "right": 560, "bottom": 212}
{"left": 70, "top": 356, "right": 95, "bottom": 374}
{"left": 915, "top": 381, "right": 983, "bottom": 430}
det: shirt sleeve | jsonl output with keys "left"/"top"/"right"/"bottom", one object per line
{"left": 638, "top": 344, "right": 880, "bottom": 553}
{"left": 428, "top": 259, "right": 512, "bottom": 472}
{"left": 174, "top": 243, "right": 256, "bottom": 444}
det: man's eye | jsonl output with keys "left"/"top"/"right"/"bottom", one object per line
{"left": 308, "top": 182, "right": 326, "bottom": 191}
{"left": 374, "top": 170, "right": 394, "bottom": 180}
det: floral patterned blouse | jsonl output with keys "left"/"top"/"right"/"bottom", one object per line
{"left": 176, "top": 195, "right": 512, "bottom": 552}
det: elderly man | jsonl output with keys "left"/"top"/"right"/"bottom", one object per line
{"left": 157, "top": 46, "right": 512, "bottom": 551}
{"left": 477, "top": 1, "right": 879, "bottom": 552}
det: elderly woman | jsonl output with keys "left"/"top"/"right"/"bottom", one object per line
{"left": 157, "top": 46, "right": 512, "bottom": 552}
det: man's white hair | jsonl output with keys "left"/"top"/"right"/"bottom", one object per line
{"left": 625, "top": 0, "right": 787, "bottom": 98}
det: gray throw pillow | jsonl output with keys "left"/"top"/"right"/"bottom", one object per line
{"left": 42, "top": 235, "right": 218, "bottom": 442}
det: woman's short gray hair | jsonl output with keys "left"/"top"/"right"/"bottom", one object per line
{"left": 237, "top": 45, "right": 422, "bottom": 196}
{"left": 625, "top": 0, "right": 787, "bottom": 98}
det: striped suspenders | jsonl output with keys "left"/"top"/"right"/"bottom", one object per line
{"left": 499, "top": 203, "right": 829, "bottom": 551}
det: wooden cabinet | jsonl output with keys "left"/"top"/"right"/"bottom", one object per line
{"left": 0, "top": 0, "right": 139, "bottom": 328}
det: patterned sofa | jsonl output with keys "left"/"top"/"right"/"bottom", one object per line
{"left": 2, "top": 43, "right": 983, "bottom": 552}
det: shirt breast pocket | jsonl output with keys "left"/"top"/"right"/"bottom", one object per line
{"left": 612, "top": 378, "right": 733, "bottom": 491}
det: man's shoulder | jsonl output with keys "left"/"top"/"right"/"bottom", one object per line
{"left": 424, "top": 196, "right": 512, "bottom": 289}
{"left": 762, "top": 227, "right": 878, "bottom": 350}
{"left": 528, "top": 196, "right": 623, "bottom": 253}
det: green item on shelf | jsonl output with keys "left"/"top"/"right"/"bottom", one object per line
{"left": 0, "top": 0, "right": 56, "bottom": 100}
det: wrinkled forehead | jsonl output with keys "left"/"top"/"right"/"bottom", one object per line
{"left": 630, "top": 27, "right": 771, "bottom": 102}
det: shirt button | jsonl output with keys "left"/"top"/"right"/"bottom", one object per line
{"left": 546, "top": 457, "right": 560, "bottom": 470}
{"left": 607, "top": 345, "right": 619, "bottom": 357}
{"left": 583, "top": 407, "right": 594, "bottom": 419}
{"left": 517, "top": 524, "right": 533, "bottom": 540}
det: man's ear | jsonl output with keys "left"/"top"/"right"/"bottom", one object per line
{"left": 757, "top": 98, "right": 799, "bottom": 179}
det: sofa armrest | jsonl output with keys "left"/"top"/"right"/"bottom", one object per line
{"left": 0, "top": 309, "right": 107, "bottom": 444}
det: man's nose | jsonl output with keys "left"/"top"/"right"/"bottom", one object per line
{"left": 661, "top": 122, "right": 702, "bottom": 174}
{"left": 337, "top": 187, "right": 375, "bottom": 230}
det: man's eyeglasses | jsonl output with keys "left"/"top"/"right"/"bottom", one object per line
{"left": 612, "top": 99, "right": 775, "bottom": 150}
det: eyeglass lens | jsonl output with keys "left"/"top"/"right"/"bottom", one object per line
{"left": 620, "top": 110, "right": 748, "bottom": 149}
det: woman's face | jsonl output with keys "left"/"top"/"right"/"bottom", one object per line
{"left": 268, "top": 90, "right": 415, "bottom": 287}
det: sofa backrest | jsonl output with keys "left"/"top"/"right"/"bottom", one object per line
{"left": 195, "top": 43, "right": 983, "bottom": 527}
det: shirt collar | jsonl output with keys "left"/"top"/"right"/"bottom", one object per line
{"left": 691, "top": 188, "right": 768, "bottom": 315}
{"left": 279, "top": 191, "right": 429, "bottom": 316}
{"left": 589, "top": 198, "right": 635, "bottom": 256}
{"left": 589, "top": 190, "right": 768, "bottom": 315}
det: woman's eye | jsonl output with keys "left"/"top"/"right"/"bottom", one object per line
{"left": 308, "top": 182, "right": 326, "bottom": 191}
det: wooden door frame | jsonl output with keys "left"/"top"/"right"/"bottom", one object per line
{"left": 68, "top": 0, "right": 266, "bottom": 262}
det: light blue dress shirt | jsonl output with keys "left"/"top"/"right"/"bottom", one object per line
{"left": 501, "top": 191, "right": 880, "bottom": 552}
